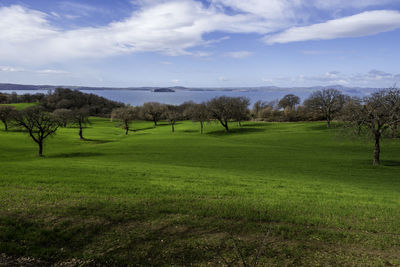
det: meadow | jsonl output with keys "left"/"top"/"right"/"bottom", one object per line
{"left": 0, "top": 115, "right": 399, "bottom": 266}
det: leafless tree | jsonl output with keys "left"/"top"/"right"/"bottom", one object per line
{"left": 71, "top": 108, "right": 90, "bottom": 140}
{"left": 232, "top": 97, "right": 250, "bottom": 127}
{"left": 207, "top": 96, "right": 250, "bottom": 132}
{"left": 111, "top": 106, "right": 138, "bottom": 135}
{"left": 0, "top": 105, "right": 17, "bottom": 131}
{"left": 142, "top": 102, "right": 166, "bottom": 126}
{"left": 52, "top": 109, "right": 73, "bottom": 127}
{"left": 340, "top": 97, "right": 364, "bottom": 135}
{"left": 304, "top": 89, "right": 346, "bottom": 127}
{"left": 340, "top": 88, "right": 400, "bottom": 166}
{"left": 165, "top": 105, "right": 183, "bottom": 133}
{"left": 14, "top": 106, "right": 61, "bottom": 157}
{"left": 184, "top": 102, "right": 210, "bottom": 134}
{"left": 207, "top": 96, "right": 236, "bottom": 132}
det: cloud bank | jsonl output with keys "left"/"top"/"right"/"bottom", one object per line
{"left": 0, "top": 1, "right": 399, "bottom": 64}
{"left": 264, "top": 10, "right": 400, "bottom": 44}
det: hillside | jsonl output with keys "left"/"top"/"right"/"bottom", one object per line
{"left": 0, "top": 119, "right": 399, "bottom": 265}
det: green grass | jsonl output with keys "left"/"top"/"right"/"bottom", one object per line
{"left": 0, "top": 102, "right": 38, "bottom": 110}
{"left": 0, "top": 118, "right": 399, "bottom": 266}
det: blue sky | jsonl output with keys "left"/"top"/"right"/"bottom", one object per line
{"left": 0, "top": 0, "right": 400, "bottom": 88}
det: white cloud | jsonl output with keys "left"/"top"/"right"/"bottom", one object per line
{"left": 264, "top": 70, "right": 400, "bottom": 87}
{"left": 0, "top": 65, "right": 68, "bottom": 75}
{"left": 171, "top": 79, "right": 180, "bottom": 83}
{"left": 224, "top": 51, "right": 253, "bottom": 59}
{"left": 0, "top": 5, "right": 57, "bottom": 43}
{"left": 0, "top": 66, "right": 25, "bottom": 72}
{"left": 35, "top": 69, "right": 69, "bottom": 74}
{"left": 0, "top": 2, "right": 400, "bottom": 65}
{"left": 311, "top": 0, "right": 395, "bottom": 9}
{"left": 0, "top": 2, "right": 268, "bottom": 63}
{"left": 264, "top": 10, "right": 400, "bottom": 44}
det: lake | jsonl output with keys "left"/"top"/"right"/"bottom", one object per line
{"left": 0, "top": 89, "right": 315, "bottom": 106}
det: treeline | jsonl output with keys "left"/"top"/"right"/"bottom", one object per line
{"left": 0, "top": 88, "right": 123, "bottom": 116}
{"left": 0, "top": 87, "right": 399, "bottom": 165}
{"left": 0, "top": 91, "right": 46, "bottom": 104}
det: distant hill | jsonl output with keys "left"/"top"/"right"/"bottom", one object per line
{"left": 0, "top": 82, "right": 380, "bottom": 96}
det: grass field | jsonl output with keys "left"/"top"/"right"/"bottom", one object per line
{"left": 0, "top": 102, "right": 38, "bottom": 110}
{"left": 0, "top": 117, "right": 399, "bottom": 266}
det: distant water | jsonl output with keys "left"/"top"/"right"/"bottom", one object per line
{"left": 0, "top": 89, "right": 313, "bottom": 106}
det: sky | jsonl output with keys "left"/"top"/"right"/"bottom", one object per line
{"left": 0, "top": 0, "right": 400, "bottom": 88}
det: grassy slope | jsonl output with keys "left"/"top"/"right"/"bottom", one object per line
{"left": 0, "top": 118, "right": 399, "bottom": 266}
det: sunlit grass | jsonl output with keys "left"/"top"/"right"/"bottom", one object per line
{"left": 0, "top": 117, "right": 399, "bottom": 265}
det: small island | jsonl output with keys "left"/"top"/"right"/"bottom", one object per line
{"left": 152, "top": 88, "right": 175, "bottom": 92}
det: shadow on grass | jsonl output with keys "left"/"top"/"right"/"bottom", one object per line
{"left": 83, "top": 138, "right": 113, "bottom": 144}
{"left": 306, "top": 124, "right": 333, "bottom": 131}
{"left": 242, "top": 122, "right": 273, "bottom": 128}
{"left": 207, "top": 127, "right": 265, "bottom": 136}
{"left": 134, "top": 122, "right": 171, "bottom": 132}
{"left": 381, "top": 160, "right": 400, "bottom": 167}
{"left": 133, "top": 126, "right": 156, "bottom": 132}
{"left": 183, "top": 129, "right": 199, "bottom": 133}
{"left": 51, "top": 152, "right": 104, "bottom": 158}
{"left": 0, "top": 215, "right": 108, "bottom": 262}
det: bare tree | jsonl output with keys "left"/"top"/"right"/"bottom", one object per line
{"left": 340, "top": 88, "right": 400, "bottom": 166}
{"left": 278, "top": 94, "right": 300, "bottom": 111}
{"left": 142, "top": 102, "right": 166, "bottom": 126}
{"left": 165, "top": 105, "right": 183, "bottom": 133}
{"left": 207, "top": 96, "right": 250, "bottom": 132}
{"left": 304, "top": 89, "right": 346, "bottom": 127}
{"left": 0, "top": 105, "right": 17, "bottom": 131}
{"left": 185, "top": 102, "right": 210, "bottom": 134}
{"left": 71, "top": 108, "right": 90, "bottom": 140}
{"left": 207, "top": 96, "right": 235, "bottom": 132}
{"left": 14, "top": 106, "right": 61, "bottom": 157}
{"left": 52, "top": 109, "right": 73, "bottom": 127}
{"left": 111, "top": 106, "right": 138, "bottom": 134}
{"left": 232, "top": 97, "right": 250, "bottom": 126}
{"left": 340, "top": 97, "right": 364, "bottom": 135}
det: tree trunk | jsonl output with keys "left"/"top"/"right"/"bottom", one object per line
{"left": 327, "top": 118, "right": 331, "bottom": 128}
{"left": 223, "top": 120, "right": 229, "bottom": 132}
{"left": 125, "top": 121, "right": 129, "bottom": 135}
{"left": 38, "top": 142, "right": 43, "bottom": 157}
{"left": 200, "top": 121, "right": 203, "bottom": 135}
{"left": 153, "top": 119, "right": 157, "bottom": 126}
{"left": 373, "top": 136, "right": 380, "bottom": 166}
{"left": 3, "top": 121, "right": 7, "bottom": 131}
{"left": 79, "top": 122, "right": 84, "bottom": 140}
{"left": 391, "top": 123, "right": 398, "bottom": 138}
{"left": 171, "top": 123, "right": 174, "bottom": 133}
{"left": 218, "top": 119, "right": 229, "bottom": 132}
{"left": 238, "top": 120, "right": 241, "bottom": 127}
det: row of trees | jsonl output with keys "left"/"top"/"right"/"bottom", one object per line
{"left": 251, "top": 90, "right": 346, "bottom": 125}
{"left": 1, "top": 88, "right": 399, "bottom": 165}
{"left": 0, "top": 92, "right": 46, "bottom": 104}
{"left": 1, "top": 88, "right": 123, "bottom": 116}
{"left": 111, "top": 96, "right": 250, "bottom": 134}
